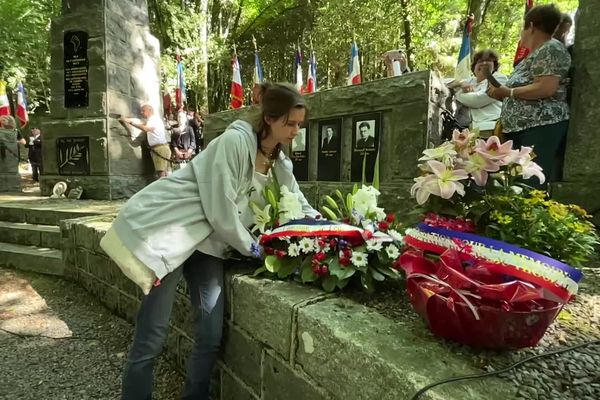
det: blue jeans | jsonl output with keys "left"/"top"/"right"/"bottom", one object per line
{"left": 121, "top": 251, "right": 224, "bottom": 400}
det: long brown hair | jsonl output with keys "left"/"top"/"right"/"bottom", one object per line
{"left": 250, "top": 82, "right": 307, "bottom": 161}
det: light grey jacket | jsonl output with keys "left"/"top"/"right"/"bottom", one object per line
{"left": 112, "top": 120, "right": 317, "bottom": 279}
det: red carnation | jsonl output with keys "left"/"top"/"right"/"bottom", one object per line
{"left": 314, "top": 252, "right": 326, "bottom": 262}
{"left": 339, "top": 257, "right": 351, "bottom": 266}
{"left": 265, "top": 247, "right": 275, "bottom": 255}
{"left": 386, "top": 214, "right": 396, "bottom": 223}
{"left": 276, "top": 250, "right": 286, "bottom": 258}
{"left": 378, "top": 221, "right": 390, "bottom": 231}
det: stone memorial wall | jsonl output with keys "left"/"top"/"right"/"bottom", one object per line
{"left": 204, "top": 71, "right": 449, "bottom": 214}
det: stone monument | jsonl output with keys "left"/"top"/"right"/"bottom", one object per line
{"left": 0, "top": 127, "right": 21, "bottom": 192}
{"left": 41, "top": 0, "right": 161, "bottom": 199}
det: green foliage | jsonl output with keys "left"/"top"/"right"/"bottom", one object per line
{"left": 0, "top": 0, "right": 61, "bottom": 113}
{"left": 0, "top": 0, "right": 582, "bottom": 114}
{"left": 476, "top": 190, "right": 599, "bottom": 268}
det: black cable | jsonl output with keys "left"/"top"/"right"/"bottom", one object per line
{"left": 410, "top": 339, "right": 600, "bottom": 400}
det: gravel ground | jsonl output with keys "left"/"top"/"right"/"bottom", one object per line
{"left": 0, "top": 267, "right": 184, "bottom": 400}
{"left": 345, "top": 265, "right": 600, "bottom": 400}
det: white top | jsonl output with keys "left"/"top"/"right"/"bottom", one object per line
{"left": 455, "top": 73, "right": 508, "bottom": 131}
{"left": 145, "top": 114, "right": 168, "bottom": 146}
{"left": 198, "top": 170, "right": 271, "bottom": 258}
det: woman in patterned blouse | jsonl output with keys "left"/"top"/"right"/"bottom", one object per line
{"left": 487, "top": 4, "right": 571, "bottom": 187}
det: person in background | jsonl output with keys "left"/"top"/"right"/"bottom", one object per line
{"left": 487, "top": 4, "right": 571, "bottom": 187}
{"left": 382, "top": 49, "right": 411, "bottom": 77}
{"left": 553, "top": 13, "right": 573, "bottom": 45}
{"left": 187, "top": 110, "right": 203, "bottom": 154}
{"left": 120, "top": 104, "right": 171, "bottom": 178}
{"left": 105, "top": 83, "right": 318, "bottom": 400}
{"left": 170, "top": 117, "right": 196, "bottom": 169}
{"left": 16, "top": 127, "right": 43, "bottom": 182}
{"left": 455, "top": 50, "right": 507, "bottom": 137}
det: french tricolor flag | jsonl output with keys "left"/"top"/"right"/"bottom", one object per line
{"left": 455, "top": 14, "right": 474, "bottom": 83}
{"left": 295, "top": 48, "right": 304, "bottom": 93}
{"left": 306, "top": 52, "right": 317, "bottom": 94}
{"left": 347, "top": 41, "right": 361, "bottom": 85}
{"left": 16, "top": 83, "right": 28, "bottom": 128}
{"left": 0, "top": 80, "right": 10, "bottom": 117}
{"left": 230, "top": 53, "right": 244, "bottom": 109}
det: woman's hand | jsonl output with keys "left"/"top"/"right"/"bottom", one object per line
{"left": 486, "top": 85, "right": 511, "bottom": 100}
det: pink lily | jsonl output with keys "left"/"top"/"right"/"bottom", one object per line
{"left": 462, "top": 152, "right": 500, "bottom": 186}
{"left": 517, "top": 155, "right": 546, "bottom": 184}
{"left": 410, "top": 175, "right": 440, "bottom": 205}
{"left": 428, "top": 160, "right": 469, "bottom": 199}
{"left": 474, "top": 136, "right": 514, "bottom": 165}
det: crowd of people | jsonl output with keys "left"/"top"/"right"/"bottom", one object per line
{"left": 119, "top": 105, "right": 205, "bottom": 178}
{"left": 448, "top": 4, "right": 573, "bottom": 188}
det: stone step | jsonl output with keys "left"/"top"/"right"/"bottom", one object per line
{"left": 0, "top": 204, "right": 102, "bottom": 226}
{"left": 0, "top": 242, "right": 64, "bottom": 276}
{"left": 0, "top": 221, "right": 62, "bottom": 249}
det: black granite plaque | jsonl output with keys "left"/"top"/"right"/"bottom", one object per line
{"left": 291, "top": 126, "right": 309, "bottom": 181}
{"left": 317, "top": 119, "right": 342, "bottom": 181}
{"left": 64, "top": 31, "right": 89, "bottom": 108}
{"left": 351, "top": 113, "right": 381, "bottom": 182}
{"left": 57, "top": 136, "right": 90, "bottom": 175}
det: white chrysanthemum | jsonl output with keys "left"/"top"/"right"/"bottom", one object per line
{"left": 388, "top": 229, "right": 404, "bottom": 243}
{"left": 385, "top": 244, "right": 400, "bottom": 259}
{"left": 279, "top": 185, "right": 304, "bottom": 224}
{"left": 365, "top": 239, "right": 383, "bottom": 252}
{"left": 299, "top": 238, "right": 315, "bottom": 254}
{"left": 351, "top": 251, "right": 368, "bottom": 267}
{"left": 288, "top": 243, "right": 301, "bottom": 257}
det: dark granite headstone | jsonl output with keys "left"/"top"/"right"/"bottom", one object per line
{"left": 64, "top": 30, "right": 89, "bottom": 108}
{"left": 57, "top": 136, "right": 90, "bottom": 175}
{"left": 317, "top": 119, "right": 342, "bottom": 181}
{"left": 351, "top": 113, "right": 381, "bottom": 182}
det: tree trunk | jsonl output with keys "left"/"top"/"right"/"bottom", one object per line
{"left": 399, "top": 0, "right": 413, "bottom": 70}
{"left": 469, "top": 0, "right": 493, "bottom": 51}
{"left": 198, "top": 0, "right": 209, "bottom": 108}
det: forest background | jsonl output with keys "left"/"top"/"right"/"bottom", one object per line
{"left": 0, "top": 0, "right": 579, "bottom": 114}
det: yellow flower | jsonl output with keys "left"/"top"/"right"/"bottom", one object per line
{"left": 491, "top": 210, "right": 513, "bottom": 225}
{"left": 530, "top": 190, "right": 547, "bottom": 200}
{"left": 547, "top": 201, "right": 569, "bottom": 221}
{"left": 567, "top": 204, "right": 588, "bottom": 217}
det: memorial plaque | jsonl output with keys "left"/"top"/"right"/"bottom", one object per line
{"left": 57, "top": 136, "right": 90, "bottom": 175}
{"left": 290, "top": 126, "right": 309, "bottom": 181}
{"left": 64, "top": 31, "right": 89, "bottom": 108}
{"left": 317, "top": 118, "right": 342, "bottom": 181}
{"left": 351, "top": 113, "right": 381, "bottom": 182}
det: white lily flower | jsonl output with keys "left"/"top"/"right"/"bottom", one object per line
{"left": 251, "top": 203, "right": 272, "bottom": 233}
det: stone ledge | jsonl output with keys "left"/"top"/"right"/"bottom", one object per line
{"left": 60, "top": 216, "right": 516, "bottom": 400}
{"left": 295, "top": 297, "right": 516, "bottom": 400}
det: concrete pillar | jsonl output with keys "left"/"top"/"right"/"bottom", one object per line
{"left": 42, "top": 0, "right": 161, "bottom": 199}
{"left": 553, "top": 0, "right": 600, "bottom": 223}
